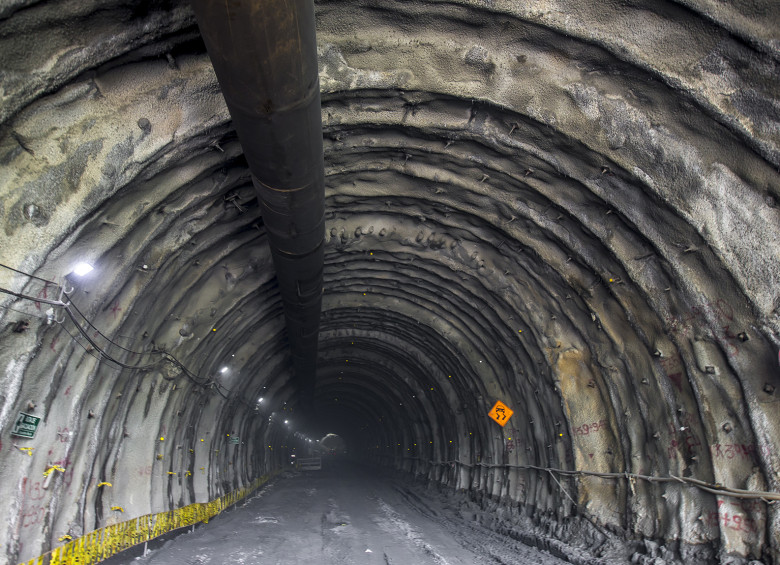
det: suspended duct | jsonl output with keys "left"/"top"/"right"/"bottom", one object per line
{"left": 191, "top": 0, "right": 325, "bottom": 410}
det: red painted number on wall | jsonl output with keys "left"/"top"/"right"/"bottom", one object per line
{"left": 575, "top": 420, "right": 608, "bottom": 436}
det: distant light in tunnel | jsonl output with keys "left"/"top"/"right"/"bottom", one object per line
{"left": 220, "top": 367, "right": 228, "bottom": 373}
{"left": 72, "top": 262, "right": 94, "bottom": 276}
{"left": 257, "top": 397, "right": 264, "bottom": 403}
{"left": 284, "top": 420, "right": 289, "bottom": 424}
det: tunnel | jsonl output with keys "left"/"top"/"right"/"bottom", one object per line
{"left": 0, "top": 0, "right": 779, "bottom": 564}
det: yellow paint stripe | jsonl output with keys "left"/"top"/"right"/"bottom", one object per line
{"left": 20, "top": 472, "right": 277, "bottom": 565}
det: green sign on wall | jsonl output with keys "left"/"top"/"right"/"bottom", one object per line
{"left": 12, "top": 412, "right": 41, "bottom": 439}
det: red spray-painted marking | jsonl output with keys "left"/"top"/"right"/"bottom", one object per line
{"left": 110, "top": 302, "right": 122, "bottom": 319}
{"left": 710, "top": 443, "right": 772, "bottom": 461}
{"left": 574, "top": 420, "right": 608, "bottom": 436}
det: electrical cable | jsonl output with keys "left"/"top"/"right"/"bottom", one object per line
{"left": 0, "top": 286, "right": 67, "bottom": 306}
{"left": 63, "top": 307, "right": 160, "bottom": 371}
{"left": 75, "top": 322, "right": 211, "bottom": 387}
{"left": 0, "top": 270, "right": 214, "bottom": 389}
{"left": 68, "top": 305, "right": 242, "bottom": 392}
{"left": 162, "top": 354, "right": 212, "bottom": 387}
{"left": 1, "top": 267, "right": 288, "bottom": 411}
{"left": 3, "top": 263, "right": 177, "bottom": 365}
{"left": 0, "top": 303, "right": 51, "bottom": 321}
{"left": 410, "top": 458, "right": 780, "bottom": 502}
{"left": 0, "top": 262, "right": 58, "bottom": 285}
{"left": 214, "top": 383, "right": 230, "bottom": 400}
{"left": 547, "top": 468, "right": 576, "bottom": 505}
{"left": 59, "top": 323, "right": 115, "bottom": 365}
{"left": 67, "top": 299, "right": 163, "bottom": 357}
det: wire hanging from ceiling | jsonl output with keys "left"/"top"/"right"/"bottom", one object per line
{"left": 0, "top": 263, "right": 215, "bottom": 390}
{"left": 0, "top": 263, "right": 276, "bottom": 413}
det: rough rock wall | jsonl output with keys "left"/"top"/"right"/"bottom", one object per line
{"left": 0, "top": 1, "right": 778, "bottom": 564}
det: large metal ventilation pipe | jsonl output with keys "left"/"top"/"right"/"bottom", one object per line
{"left": 191, "top": 0, "right": 325, "bottom": 410}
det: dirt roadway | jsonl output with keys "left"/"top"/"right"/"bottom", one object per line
{"left": 109, "top": 461, "right": 570, "bottom": 565}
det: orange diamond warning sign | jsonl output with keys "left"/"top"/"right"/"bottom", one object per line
{"left": 488, "top": 400, "right": 513, "bottom": 426}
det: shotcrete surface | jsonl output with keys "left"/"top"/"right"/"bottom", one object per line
{"left": 0, "top": 0, "right": 778, "bottom": 563}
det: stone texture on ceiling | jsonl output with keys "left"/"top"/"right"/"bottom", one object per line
{"left": 0, "top": 1, "right": 778, "bottom": 564}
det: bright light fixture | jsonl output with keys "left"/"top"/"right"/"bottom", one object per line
{"left": 220, "top": 367, "right": 228, "bottom": 373}
{"left": 284, "top": 420, "right": 289, "bottom": 424}
{"left": 257, "top": 397, "right": 264, "bottom": 403}
{"left": 73, "top": 262, "right": 94, "bottom": 276}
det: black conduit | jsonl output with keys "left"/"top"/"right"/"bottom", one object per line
{"left": 191, "top": 0, "right": 325, "bottom": 410}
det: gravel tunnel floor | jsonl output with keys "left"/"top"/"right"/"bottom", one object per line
{"left": 108, "top": 460, "right": 570, "bottom": 565}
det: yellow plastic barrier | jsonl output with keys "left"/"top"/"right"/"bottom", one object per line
{"left": 19, "top": 472, "right": 278, "bottom": 565}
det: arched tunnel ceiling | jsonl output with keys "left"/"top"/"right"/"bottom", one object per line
{"left": 0, "top": 1, "right": 779, "bottom": 564}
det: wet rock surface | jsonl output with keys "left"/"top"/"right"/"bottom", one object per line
{"left": 0, "top": 0, "right": 778, "bottom": 564}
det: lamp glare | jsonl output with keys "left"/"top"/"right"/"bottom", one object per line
{"left": 73, "top": 262, "right": 93, "bottom": 276}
